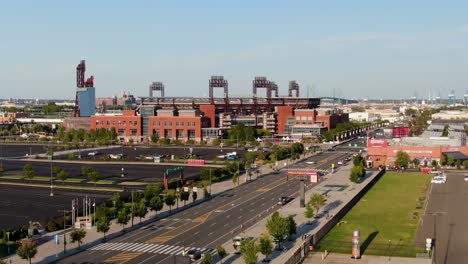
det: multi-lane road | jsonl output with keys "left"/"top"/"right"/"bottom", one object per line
{"left": 59, "top": 143, "right": 360, "bottom": 264}
{"left": 417, "top": 172, "right": 468, "bottom": 264}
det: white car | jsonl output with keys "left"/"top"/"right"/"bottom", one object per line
{"left": 88, "top": 151, "right": 98, "bottom": 156}
{"left": 306, "top": 161, "right": 316, "bottom": 165}
{"left": 431, "top": 176, "right": 446, "bottom": 184}
{"left": 464, "top": 175, "right": 468, "bottom": 182}
{"left": 337, "top": 161, "right": 343, "bottom": 165}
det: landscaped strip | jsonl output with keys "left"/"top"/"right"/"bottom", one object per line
{"left": 316, "top": 172, "right": 431, "bottom": 257}
{"left": 118, "top": 181, "right": 147, "bottom": 186}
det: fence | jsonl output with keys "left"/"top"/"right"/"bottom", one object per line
{"left": 314, "top": 240, "right": 426, "bottom": 258}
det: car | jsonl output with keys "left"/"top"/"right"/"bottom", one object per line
{"left": 87, "top": 151, "right": 98, "bottom": 156}
{"left": 227, "top": 155, "right": 238, "bottom": 160}
{"left": 431, "top": 176, "right": 446, "bottom": 184}
{"left": 186, "top": 249, "right": 202, "bottom": 260}
{"left": 232, "top": 236, "right": 244, "bottom": 249}
{"left": 109, "top": 153, "right": 124, "bottom": 159}
{"left": 337, "top": 161, "right": 343, "bottom": 165}
{"left": 306, "top": 161, "right": 316, "bottom": 165}
{"left": 278, "top": 196, "right": 292, "bottom": 205}
{"left": 465, "top": 175, "right": 468, "bottom": 182}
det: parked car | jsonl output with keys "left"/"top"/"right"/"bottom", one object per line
{"left": 186, "top": 249, "right": 202, "bottom": 260}
{"left": 306, "top": 161, "right": 316, "bottom": 165}
{"left": 88, "top": 151, "right": 98, "bottom": 156}
{"left": 464, "top": 175, "right": 468, "bottom": 182}
{"left": 337, "top": 161, "right": 343, "bottom": 165}
{"left": 277, "top": 196, "right": 292, "bottom": 205}
{"left": 232, "top": 236, "right": 244, "bottom": 250}
{"left": 109, "top": 153, "right": 124, "bottom": 160}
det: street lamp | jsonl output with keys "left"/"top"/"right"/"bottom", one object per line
{"left": 50, "top": 163, "right": 54, "bottom": 196}
{"left": 121, "top": 167, "right": 125, "bottom": 178}
{"left": 176, "top": 187, "right": 180, "bottom": 209}
{"left": 429, "top": 212, "right": 445, "bottom": 264}
{"left": 6, "top": 231, "right": 10, "bottom": 255}
{"left": 131, "top": 189, "right": 144, "bottom": 227}
{"left": 387, "top": 240, "right": 391, "bottom": 261}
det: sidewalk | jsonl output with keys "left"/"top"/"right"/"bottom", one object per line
{"left": 3, "top": 150, "right": 315, "bottom": 264}
{"left": 220, "top": 162, "right": 382, "bottom": 264}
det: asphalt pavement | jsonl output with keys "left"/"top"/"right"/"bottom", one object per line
{"left": 416, "top": 172, "right": 468, "bottom": 264}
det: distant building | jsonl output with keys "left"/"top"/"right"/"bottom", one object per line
{"left": 77, "top": 87, "right": 96, "bottom": 117}
{"left": 117, "top": 92, "right": 137, "bottom": 106}
{"left": 96, "top": 97, "right": 117, "bottom": 110}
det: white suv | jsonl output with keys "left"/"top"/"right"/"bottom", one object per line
{"left": 431, "top": 176, "right": 446, "bottom": 184}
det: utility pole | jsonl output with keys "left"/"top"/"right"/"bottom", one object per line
{"left": 50, "top": 162, "right": 54, "bottom": 196}
{"left": 209, "top": 168, "right": 212, "bottom": 195}
{"left": 58, "top": 209, "right": 71, "bottom": 254}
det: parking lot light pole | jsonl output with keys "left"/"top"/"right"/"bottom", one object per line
{"left": 6, "top": 231, "right": 10, "bottom": 254}
{"left": 50, "top": 162, "right": 54, "bottom": 196}
{"left": 387, "top": 240, "right": 391, "bottom": 261}
{"left": 429, "top": 212, "right": 445, "bottom": 264}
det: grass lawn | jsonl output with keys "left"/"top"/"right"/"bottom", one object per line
{"left": 119, "top": 181, "right": 147, "bottom": 186}
{"left": 88, "top": 179, "right": 116, "bottom": 185}
{"left": 316, "top": 172, "right": 431, "bottom": 257}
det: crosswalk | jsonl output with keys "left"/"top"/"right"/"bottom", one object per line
{"left": 91, "top": 242, "right": 214, "bottom": 257}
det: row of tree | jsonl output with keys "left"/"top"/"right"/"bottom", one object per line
{"left": 349, "top": 153, "right": 366, "bottom": 183}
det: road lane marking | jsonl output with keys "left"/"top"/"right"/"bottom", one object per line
{"left": 103, "top": 252, "right": 143, "bottom": 264}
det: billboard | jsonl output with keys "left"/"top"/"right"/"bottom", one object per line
{"left": 367, "top": 138, "right": 388, "bottom": 148}
{"left": 287, "top": 170, "right": 319, "bottom": 182}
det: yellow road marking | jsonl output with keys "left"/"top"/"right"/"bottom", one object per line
{"left": 103, "top": 252, "right": 143, "bottom": 264}
{"left": 256, "top": 187, "right": 271, "bottom": 192}
{"left": 145, "top": 176, "right": 286, "bottom": 243}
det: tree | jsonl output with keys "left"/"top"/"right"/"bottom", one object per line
{"left": 149, "top": 196, "right": 164, "bottom": 214}
{"left": 464, "top": 160, "right": 468, "bottom": 169}
{"left": 110, "top": 192, "right": 123, "bottom": 210}
{"left": 136, "top": 199, "right": 148, "bottom": 223}
{"left": 164, "top": 193, "right": 176, "bottom": 211}
{"left": 286, "top": 215, "right": 297, "bottom": 238}
{"left": 180, "top": 191, "right": 190, "bottom": 206}
{"left": 308, "top": 193, "right": 326, "bottom": 216}
{"left": 16, "top": 242, "right": 37, "bottom": 264}
{"left": 0, "top": 163, "right": 4, "bottom": 176}
{"left": 200, "top": 252, "right": 213, "bottom": 264}
{"left": 57, "top": 170, "right": 70, "bottom": 185}
{"left": 216, "top": 246, "right": 227, "bottom": 264}
{"left": 431, "top": 159, "right": 438, "bottom": 168}
{"left": 304, "top": 203, "right": 315, "bottom": 223}
{"left": 117, "top": 207, "right": 130, "bottom": 231}
{"left": 144, "top": 183, "right": 162, "bottom": 201}
{"left": 192, "top": 191, "right": 198, "bottom": 203}
{"left": 69, "top": 229, "right": 87, "bottom": 248}
{"left": 440, "top": 155, "right": 447, "bottom": 166}
{"left": 240, "top": 238, "right": 258, "bottom": 264}
{"left": 353, "top": 153, "right": 365, "bottom": 167}
{"left": 96, "top": 217, "right": 111, "bottom": 238}
{"left": 351, "top": 106, "right": 365, "bottom": 112}
{"left": 23, "top": 164, "right": 35, "bottom": 180}
{"left": 394, "top": 150, "right": 410, "bottom": 168}
{"left": 88, "top": 171, "right": 100, "bottom": 186}
{"left": 81, "top": 166, "right": 93, "bottom": 176}
{"left": 258, "top": 233, "right": 273, "bottom": 262}
{"left": 266, "top": 212, "right": 289, "bottom": 249}
{"left": 446, "top": 154, "right": 454, "bottom": 166}
{"left": 412, "top": 158, "right": 420, "bottom": 168}
{"left": 455, "top": 160, "right": 461, "bottom": 169}
{"left": 150, "top": 133, "right": 159, "bottom": 143}
{"left": 349, "top": 165, "right": 360, "bottom": 183}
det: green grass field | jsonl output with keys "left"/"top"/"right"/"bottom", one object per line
{"left": 316, "top": 172, "right": 431, "bottom": 257}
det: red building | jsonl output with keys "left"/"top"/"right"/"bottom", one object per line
{"left": 90, "top": 110, "right": 141, "bottom": 142}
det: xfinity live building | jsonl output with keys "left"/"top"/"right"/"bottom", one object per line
{"left": 367, "top": 127, "right": 468, "bottom": 168}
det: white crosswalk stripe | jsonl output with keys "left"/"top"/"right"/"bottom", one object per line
{"left": 90, "top": 242, "right": 213, "bottom": 257}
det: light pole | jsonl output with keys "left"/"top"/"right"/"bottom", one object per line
{"left": 176, "top": 187, "right": 180, "bottom": 209}
{"left": 6, "top": 231, "right": 10, "bottom": 254}
{"left": 121, "top": 167, "right": 125, "bottom": 178}
{"left": 50, "top": 162, "right": 54, "bottom": 196}
{"left": 209, "top": 169, "right": 212, "bottom": 195}
{"left": 429, "top": 212, "right": 445, "bottom": 264}
{"left": 131, "top": 189, "right": 143, "bottom": 227}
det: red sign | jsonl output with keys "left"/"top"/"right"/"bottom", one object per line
{"left": 367, "top": 138, "right": 387, "bottom": 148}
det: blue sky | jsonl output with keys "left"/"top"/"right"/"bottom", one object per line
{"left": 1, "top": 0, "right": 468, "bottom": 100}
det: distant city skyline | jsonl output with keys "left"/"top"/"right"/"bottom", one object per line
{"left": 1, "top": 1, "right": 468, "bottom": 100}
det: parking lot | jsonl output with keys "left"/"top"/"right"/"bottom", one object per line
{"left": 0, "top": 184, "right": 112, "bottom": 229}
{"left": 0, "top": 143, "right": 62, "bottom": 158}
{"left": 417, "top": 172, "right": 468, "bottom": 264}
{"left": 57, "top": 145, "right": 246, "bottom": 162}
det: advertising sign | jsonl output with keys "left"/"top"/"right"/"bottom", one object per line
{"left": 367, "top": 138, "right": 388, "bottom": 148}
